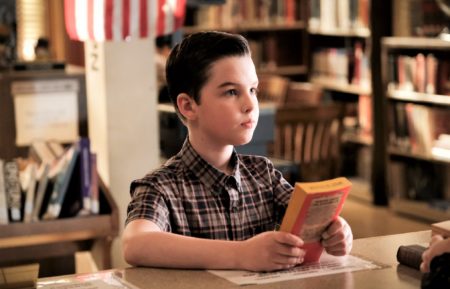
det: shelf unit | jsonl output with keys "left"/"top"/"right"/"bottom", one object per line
{"left": 0, "top": 69, "right": 119, "bottom": 277}
{"left": 306, "top": 0, "right": 374, "bottom": 201}
{"left": 0, "top": 178, "right": 119, "bottom": 277}
{"left": 183, "top": 0, "right": 309, "bottom": 80}
{"left": 381, "top": 36, "right": 450, "bottom": 222}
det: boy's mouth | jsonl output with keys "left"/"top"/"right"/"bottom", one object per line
{"left": 241, "top": 119, "right": 256, "bottom": 129}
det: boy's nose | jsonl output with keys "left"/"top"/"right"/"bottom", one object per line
{"left": 242, "top": 92, "right": 257, "bottom": 113}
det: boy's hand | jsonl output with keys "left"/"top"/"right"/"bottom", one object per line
{"left": 420, "top": 234, "right": 450, "bottom": 273}
{"left": 321, "top": 216, "right": 353, "bottom": 256}
{"left": 237, "top": 231, "right": 305, "bottom": 272}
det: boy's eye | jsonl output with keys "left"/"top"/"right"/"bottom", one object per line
{"left": 250, "top": 87, "right": 258, "bottom": 96}
{"left": 226, "top": 89, "right": 238, "bottom": 96}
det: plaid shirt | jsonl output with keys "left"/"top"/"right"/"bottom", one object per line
{"left": 126, "top": 139, "right": 293, "bottom": 241}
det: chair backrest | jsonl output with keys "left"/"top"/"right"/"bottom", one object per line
{"left": 273, "top": 104, "right": 346, "bottom": 182}
{"left": 285, "top": 82, "right": 323, "bottom": 106}
{"left": 257, "top": 74, "right": 290, "bottom": 105}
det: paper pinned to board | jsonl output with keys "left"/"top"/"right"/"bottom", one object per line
{"left": 208, "top": 253, "right": 383, "bottom": 285}
{"left": 12, "top": 80, "right": 79, "bottom": 146}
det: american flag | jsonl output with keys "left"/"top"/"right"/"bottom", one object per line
{"left": 64, "top": 0, "right": 186, "bottom": 42}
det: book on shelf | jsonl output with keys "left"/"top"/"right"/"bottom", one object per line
{"left": 0, "top": 159, "right": 8, "bottom": 225}
{"left": 22, "top": 162, "right": 37, "bottom": 223}
{"left": 309, "top": 0, "right": 370, "bottom": 32}
{"left": 279, "top": 177, "right": 351, "bottom": 263}
{"left": 31, "top": 163, "right": 51, "bottom": 222}
{"left": 90, "top": 153, "right": 99, "bottom": 215}
{"left": 432, "top": 134, "right": 450, "bottom": 160}
{"left": 390, "top": 53, "right": 449, "bottom": 96}
{"left": 43, "top": 144, "right": 80, "bottom": 220}
{"left": 190, "top": 0, "right": 302, "bottom": 28}
{"left": 4, "top": 161, "right": 22, "bottom": 222}
{"left": 79, "top": 137, "right": 92, "bottom": 215}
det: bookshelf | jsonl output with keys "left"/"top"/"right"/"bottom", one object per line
{"left": 0, "top": 69, "right": 119, "bottom": 277}
{"left": 183, "top": 0, "right": 309, "bottom": 80}
{"left": 381, "top": 37, "right": 450, "bottom": 222}
{"left": 0, "top": 178, "right": 118, "bottom": 277}
{"left": 306, "top": 0, "right": 374, "bottom": 202}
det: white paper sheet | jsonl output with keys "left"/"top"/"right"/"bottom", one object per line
{"left": 37, "top": 271, "right": 138, "bottom": 289}
{"left": 13, "top": 90, "right": 79, "bottom": 146}
{"left": 208, "top": 253, "right": 382, "bottom": 285}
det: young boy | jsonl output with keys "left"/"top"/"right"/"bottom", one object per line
{"left": 123, "top": 31, "right": 353, "bottom": 272}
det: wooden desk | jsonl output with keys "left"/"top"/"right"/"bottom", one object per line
{"left": 39, "top": 231, "right": 431, "bottom": 289}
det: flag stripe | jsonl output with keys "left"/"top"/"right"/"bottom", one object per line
{"left": 157, "top": 0, "right": 165, "bottom": 36}
{"left": 87, "top": 0, "right": 95, "bottom": 40}
{"left": 93, "top": 0, "right": 105, "bottom": 41}
{"left": 65, "top": 0, "right": 185, "bottom": 41}
{"left": 105, "top": 0, "right": 113, "bottom": 40}
{"left": 122, "top": 0, "right": 130, "bottom": 39}
{"left": 64, "top": 0, "right": 78, "bottom": 40}
{"left": 139, "top": 0, "right": 148, "bottom": 38}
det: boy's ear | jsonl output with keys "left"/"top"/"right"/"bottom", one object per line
{"left": 177, "top": 93, "right": 197, "bottom": 120}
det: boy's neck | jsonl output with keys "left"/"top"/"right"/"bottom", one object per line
{"left": 188, "top": 135, "right": 234, "bottom": 175}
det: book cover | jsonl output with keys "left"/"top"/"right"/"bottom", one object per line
{"left": 0, "top": 159, "right": 8, "bottom": 225}
{"left": 79, "top": 137, "right": 92, "bottom": 214}
{"left": 31, "top": 163, "right": 50, "bottom": 222}
{"left": 23, "top": 163, "right": 37, "bottom": 223}
{"left": 279, "top": 177, "right": 352, "bottom": 263}
{"left": 4, "top": 161, "right": 22, "bottom": 222}
{"left": 43, "top": 144, "right": 80, "bottom": 220}
{"left": 90, "top": 153, "right": 99, "bottom": 215}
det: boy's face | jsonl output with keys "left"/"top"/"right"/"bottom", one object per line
{"left": 192, "top": 55, "right": 259, "bottom": 147}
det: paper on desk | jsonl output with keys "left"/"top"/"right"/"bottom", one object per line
{"left": 208, "top": 253, "right": 381, "bottom": 285}
{"left": 37, "top": 271, "right": 138, "bottom": 289}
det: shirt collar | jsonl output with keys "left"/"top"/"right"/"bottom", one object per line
{"left": 179, "top": 139, "right": 242, "bottom": 192}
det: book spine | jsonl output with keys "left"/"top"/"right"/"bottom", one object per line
{"left": 45, "top": 145, "right": 80, "bottom": 219}
{"left": 4, "top": 161, "right": 22, "bottom": 222}
{"left": 23, "top": 163, "right": 37, "bottom": 223}
{"left": 79, "top": 138, "right": 92, "bottom": 213}
{"left": 31, "top": 163, "right": 50, "bottom": 222}
{"left": 90, "top": 153, "right": 99, "bottom": 215}
{"left": 0, "top": 160, "right": 9, "bottom": 224}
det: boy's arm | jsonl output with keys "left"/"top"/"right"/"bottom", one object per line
{"left": 122, "top": 219, "right": 306, "bottom": 272}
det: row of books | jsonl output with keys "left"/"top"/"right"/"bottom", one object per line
{"left": 190, "top": 0, "right": 302, "bottom": 28}
{"left": 387, "top": 53, "right": 450, "bottom": 96}
{"left": 389, "top": 159, "right": 450, "bottom": 203}
{"left": 311, "top": 42, "right": 370, "bottom": 89}
{"left": 0, "top": 138, "right": 99, "bottom": 225}
{"left": 309, "top": 0, "right": 370, "bottom": 33}
{"left": 389, "top": 102, "right": 450, "bottom": 156}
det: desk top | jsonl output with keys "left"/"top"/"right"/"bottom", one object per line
{"left": 117, "top": 230, "right": 430, "bottom": 289}
{"left": 38, "top": 230, "right": 431, "bottom": 289}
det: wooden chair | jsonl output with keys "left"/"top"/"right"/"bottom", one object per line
{"left": 284, "top": 82, "right": 323, "bottom": 106}
{"left": 273, "top": 104, "right": 346, "bottom": 182}
{"left": 257, "top": 74, "right": 290, "bottom": 105}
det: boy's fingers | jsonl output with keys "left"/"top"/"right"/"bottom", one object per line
{"left": 275, "top": 232, "right": 304, "bottom": 247}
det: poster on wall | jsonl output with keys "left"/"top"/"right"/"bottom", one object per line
{"left": 12, "top": 79, "right": 79, "bottom": 146}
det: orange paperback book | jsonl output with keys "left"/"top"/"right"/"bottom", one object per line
{"left": 279, "top": 177, "right": 352, "bottom": 263}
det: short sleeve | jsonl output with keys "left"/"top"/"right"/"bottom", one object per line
{"left": 125, "top": 179, "right": 171, "bottom": 231}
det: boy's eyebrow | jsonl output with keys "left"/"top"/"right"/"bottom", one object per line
{"left": 217, "top": 81, "right": 259, "bottom": 88}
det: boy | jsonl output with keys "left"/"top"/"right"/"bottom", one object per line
{"left": 123, "top": 31, "right": 353, "bottom": 272}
